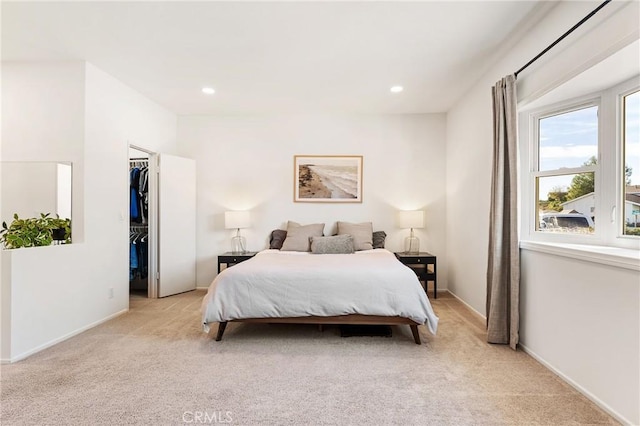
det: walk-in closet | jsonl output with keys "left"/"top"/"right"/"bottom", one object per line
{"left": 129, "top": 148, "right": 151, "bottom": 296}
{"left": 128, "top": 145, "right": 197, "bottom": 298}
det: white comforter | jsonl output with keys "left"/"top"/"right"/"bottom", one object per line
{"left": 201, "top": 249, "right": 439, "bottom": 335}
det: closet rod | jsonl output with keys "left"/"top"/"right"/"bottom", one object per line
{"left": 130, "top": 158, "right": 149, "bottom": 161}
{"left": 514, "top": 0, "right": 611, "bottom": 79}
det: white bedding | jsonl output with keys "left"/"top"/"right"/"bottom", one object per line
{"left": 201, "top": 249, "right": 439, "bottom": 335}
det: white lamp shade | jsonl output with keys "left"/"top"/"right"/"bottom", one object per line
{"left": 225, "top": 211, "right": 251, "bottom": 229}
{"left": 398, "top": 210, "right": 424, "bottom": 229}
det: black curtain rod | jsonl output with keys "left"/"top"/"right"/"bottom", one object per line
{"left": 514, "top": 0, "right": 612, "bottom": 78}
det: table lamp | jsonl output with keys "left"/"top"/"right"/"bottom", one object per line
{"left": 225, "top": 211, "right": 251, "bottom": 254}
{"left": 399, "top": 210, "right": 424, "bottom": 254}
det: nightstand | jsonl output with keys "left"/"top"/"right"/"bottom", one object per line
{"left": 395, "top": 252, "right": 437, "bottom": 299}
{"left": 217, "top": 252, "right": 258, "bottom": 273}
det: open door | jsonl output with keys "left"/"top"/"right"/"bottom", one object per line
{"left": 158, "top": 153, "right": 196, "bottom": 297}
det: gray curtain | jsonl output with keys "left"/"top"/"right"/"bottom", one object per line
{"left": 486, "top": 74, "right": 519, "bottom": 350}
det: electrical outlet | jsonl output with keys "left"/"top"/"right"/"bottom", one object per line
{"left": 109, "top": 288, "right": 114, "bottom": 299}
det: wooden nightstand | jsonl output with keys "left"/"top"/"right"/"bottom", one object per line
{"left": 395, "top": 252, "right": 437, "bottom": 299}
{"left": 217, "top": 252, "right": 258, "bottom": 273}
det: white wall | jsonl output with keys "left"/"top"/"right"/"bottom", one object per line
{"left": 85, "top": 63, "right": 177, "bottom": 159}
{"left": 1, "top": 62, "right": 86, "bottom": 238}
{"left": 1, "top": 61, "right": 177, "bottom": 362}
{"left": 57, "top": 163, "right": 72, "bottom": 220}
{"left": 177, "top": 114, "right": 447, "bottom": 289}
{"left": 83, "top": 61, "right": 177, "bottom": 310}
{"left": 1, "top": 61, "right": 86, "bottom": 361}
{"left": 445, "top": 2, "right": 639, "bottom": 424}
{"left": 1, "top": 162, "right": 58, "bottom": 224}
{"left": 520, "top": 250, "right": 639, "bottom": 425}
{"left": 0, "top": 162, "right": 71, "bottom": 224}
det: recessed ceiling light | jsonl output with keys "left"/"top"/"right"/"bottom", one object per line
{"left": 202, "top": 87, "right": 215, "bottom": 95}
{"left": 390, "top": 86, "right": 403, "bottom": 93}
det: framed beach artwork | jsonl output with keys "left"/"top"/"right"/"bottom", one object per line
{"left": 294, "top": 155, "right": 363, "bottom": 203}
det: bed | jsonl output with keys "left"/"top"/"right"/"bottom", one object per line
{"left": 201, "top": 249, "right": 439, "bottom": 344}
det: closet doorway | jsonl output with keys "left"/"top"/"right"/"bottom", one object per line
{"left": 129, "top": 146, "right": 156, "bottom": 298}
{"left": 129, "top": 145, "right": 196, "bottom": 298}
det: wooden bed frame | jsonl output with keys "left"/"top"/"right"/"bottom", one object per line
{"left": 215, "top": 314, "right": 422, "bottom": 344}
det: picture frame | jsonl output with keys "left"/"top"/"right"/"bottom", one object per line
{"left": 294, "top": 155, "right": 363, "bottom": 203}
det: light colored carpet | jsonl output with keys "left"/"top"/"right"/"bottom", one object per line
{"left": 0, "top": 290, "right": 617, "bottom": 425}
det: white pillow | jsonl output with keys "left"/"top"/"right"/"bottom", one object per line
{"left": 280, "top": 221, "right": 325, "bottom": 252}
{"left": 336, "top": 221, "right": 373, "bottom": 251}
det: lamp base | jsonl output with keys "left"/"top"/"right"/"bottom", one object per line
{"left": 231, "top": 235, "right": 247, "bottom": 254}
{"left": 404, "top": 236, "right": 420, "bottom": 254}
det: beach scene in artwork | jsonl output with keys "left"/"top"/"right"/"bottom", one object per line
{"left": 298, "top": 158, "right": 359, "bottom": 199}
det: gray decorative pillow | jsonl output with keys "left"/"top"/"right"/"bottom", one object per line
{"left": 372, "top": 231, "right": 387, "bottom": 249}
{"left": 281, "top": 221, "right": 325, "bottom": 252}
{"left": 269, "top": 229, "right": 287, "bottom": 250}
{"left": 337, "top": 221, "right": 373, "bottom": 251}
{"left": 310, "top": 235, "right": 355, "bottom": 254}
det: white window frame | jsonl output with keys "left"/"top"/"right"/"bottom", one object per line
{"left": 520, "top": 76, "right": 640, "bottom": 251}
{"left": 618, "top": 83, "right": 640, "bottom": 242}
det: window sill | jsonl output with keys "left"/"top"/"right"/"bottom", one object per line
{"left": 519, "top": 241, "right": 640, "bottom": 271}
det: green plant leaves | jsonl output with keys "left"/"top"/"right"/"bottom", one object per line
{"left": 0, "top": 213, "right": 71, "bottom": 249}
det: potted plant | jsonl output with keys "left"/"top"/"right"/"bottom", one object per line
{"left": 47, "top": 215, "right": 71, "bottom": 244}
{"left": 0, "top": 213, "right": 71, "bottom": 249}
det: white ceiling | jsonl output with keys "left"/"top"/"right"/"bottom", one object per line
{"left": 2, "top": 1, "right": 542, "bottom": 115}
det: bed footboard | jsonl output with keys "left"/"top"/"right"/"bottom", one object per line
{"left": 213, "top": 315, "right": 421, "bottom": 344}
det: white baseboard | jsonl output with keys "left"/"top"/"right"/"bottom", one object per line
{"left": 446, "top": 289, "right": 487, "bottom": 321}
{"left": 519, "top": 343, "right": 632, "bottom": 425}
{"left": 443, "top": 292, "right": 631, "bottom": 424}
{"left": 1, "top": 308, "right": 129, "bottom": 364}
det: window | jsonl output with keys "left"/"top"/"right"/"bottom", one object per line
{"left": 623, "top": 90, "right": 640, "bottom": 236}
{"left": 533, "top": 104, "right": 598, "bottom": 235}
{"left": 521, "top": 76, "right": 640, "bottom": 249}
